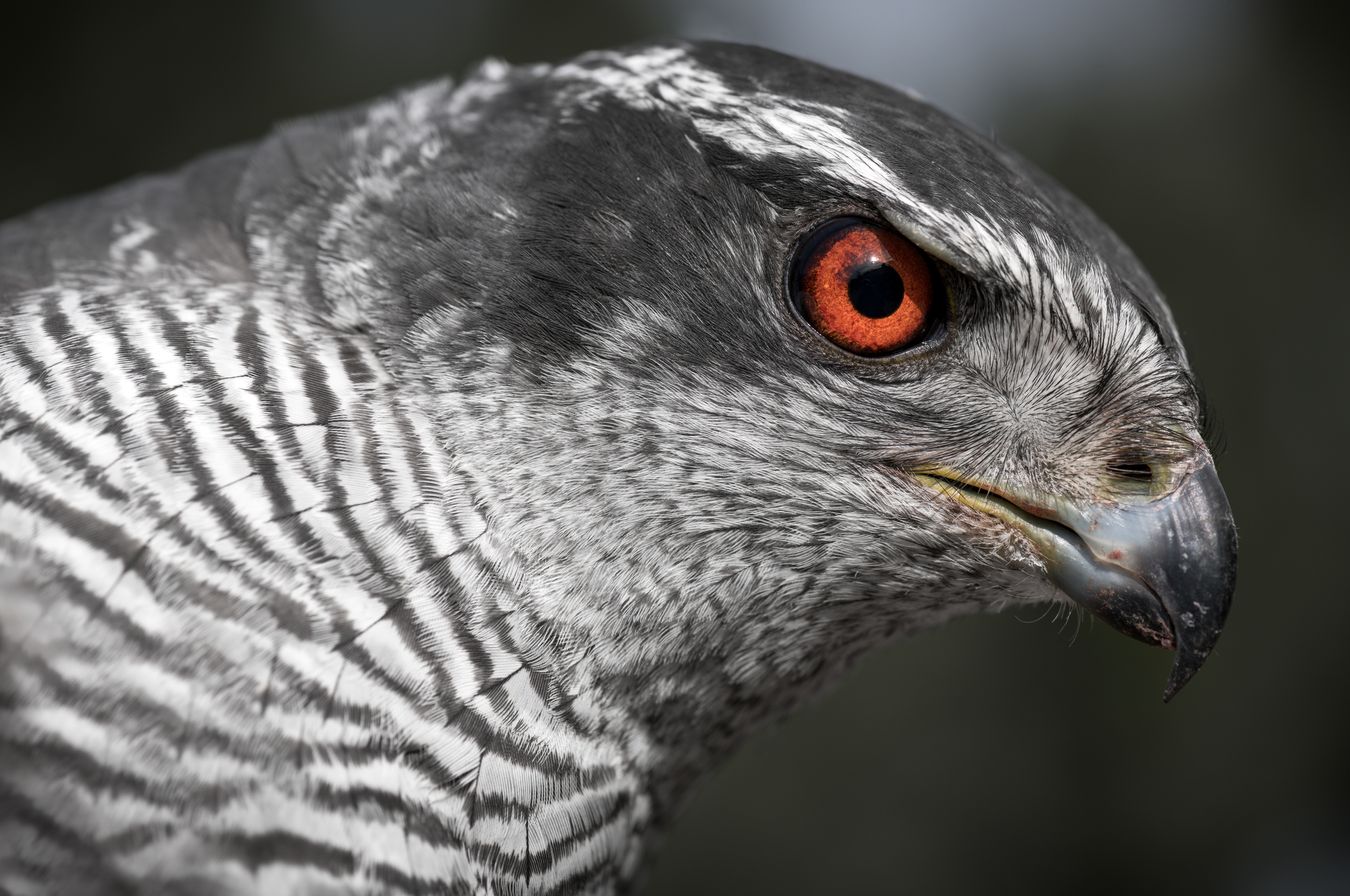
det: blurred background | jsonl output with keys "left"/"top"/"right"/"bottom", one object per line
{"left": 2, "top": 1, "right": 1345, "bottom": 892}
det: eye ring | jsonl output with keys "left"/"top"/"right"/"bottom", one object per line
{"left": 789, "top": 217, "right": 941, "bottom": 357}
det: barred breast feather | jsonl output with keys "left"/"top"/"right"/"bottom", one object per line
{"left": 0, "top": 37, "right": 1219, "bottom": 896}
{"left": 0, "top": 87, "right": 651, "bottom": 895}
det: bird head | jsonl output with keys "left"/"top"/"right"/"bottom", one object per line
{"left": 300, "top": 41, "right": 1236, "bottom": 761}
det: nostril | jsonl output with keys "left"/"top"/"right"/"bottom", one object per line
{"left": 1108, "top": 459, "right": 1154, "bottom": 484}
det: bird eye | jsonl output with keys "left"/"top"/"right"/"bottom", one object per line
{"left": 790, "top": 217, "right": 938, "bottom": 356}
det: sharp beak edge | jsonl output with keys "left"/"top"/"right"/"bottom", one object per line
{"left": 916, "top": 456, "right": 1238, "bottom": 701}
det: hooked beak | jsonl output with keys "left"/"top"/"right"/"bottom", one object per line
{"left": 914, "top": 456, "right": 1238, "bottom": 701}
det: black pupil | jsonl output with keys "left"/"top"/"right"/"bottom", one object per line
{"left": 847, "top": 263, "right": 905, "bottom": 318}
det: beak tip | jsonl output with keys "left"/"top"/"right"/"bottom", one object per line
{"left": 1161, "top": 666, "right": 1189, "bottom": 703}
{"left": 1090, "top": 455, "right": 1237, "bottom": 704}
{"left": 1160, "top": 642, "right": 1214, "bottom": 703}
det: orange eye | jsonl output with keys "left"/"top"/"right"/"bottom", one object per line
{"left": 790, "top": 217, "right": 938, "bottom": 356}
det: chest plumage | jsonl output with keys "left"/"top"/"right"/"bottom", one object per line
{"left": 0, "top": 42, "right": 1234, "bottom": 895}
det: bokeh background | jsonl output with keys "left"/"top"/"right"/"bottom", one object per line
{"left": 3, "top": 1, "right": 1345, "bottom": 893}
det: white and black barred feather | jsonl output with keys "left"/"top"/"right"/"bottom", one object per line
{"left": 1, "top": 42, "right": 1206, "bottom": 894}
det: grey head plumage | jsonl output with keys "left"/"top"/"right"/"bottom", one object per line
{"left": 0, "top": 41, "right": 1236, "bottom": 894}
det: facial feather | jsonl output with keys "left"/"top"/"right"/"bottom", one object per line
{"left": 0, "top": 40, "right": 1225, "bottom": 894}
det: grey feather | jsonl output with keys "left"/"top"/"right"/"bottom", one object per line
{"left": 0, "top": 41, "right": 1216, "bottom": 894}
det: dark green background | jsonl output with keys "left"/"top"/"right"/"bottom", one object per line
{"left": 3, "top": 2, "right": 1345, "bottom": 893}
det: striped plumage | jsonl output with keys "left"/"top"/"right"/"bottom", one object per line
{"left": 1, "top": 42, "right": 1235, "bottom": 894}
{"left": 0, "top": 195, "right": 651, "bottom": 894}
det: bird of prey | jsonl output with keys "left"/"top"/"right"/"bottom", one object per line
{"left": 0, "top": 41, "right": 1236, "bottom": 895}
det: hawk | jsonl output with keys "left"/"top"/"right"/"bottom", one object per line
{"left": 0, "top": 42, "right": 1236, "bottom": 895}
